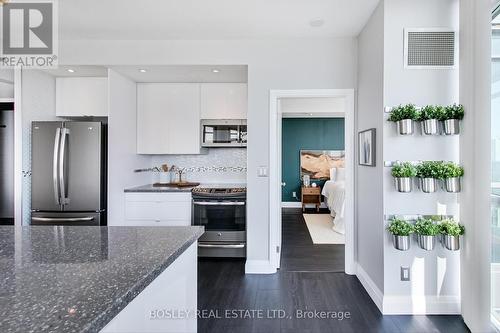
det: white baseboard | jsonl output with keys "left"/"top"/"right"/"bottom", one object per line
{"left": 281, "top": 202, "right": 302, "bottom": 208}
{"left": 356, "top": 264, "right": 383, "bottom": 312}
{"left": 382, "top": 295, "right": 460, "bottom": 315}
{"left": 281, "top": 202, "right": 328, "bottom": 209}
{"left": 245, "top": 260, "right": 277, "bottom": 274}
{"left": 355, "top": 263, "right": 460, "bottom": 315}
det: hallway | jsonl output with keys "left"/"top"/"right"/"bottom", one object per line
{"left": 281, "top": 208, "right": 345, "bottom": 272}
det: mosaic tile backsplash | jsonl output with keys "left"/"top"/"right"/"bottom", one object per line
{"left": 150, "top": 148, "right": 247, "bottom": 183}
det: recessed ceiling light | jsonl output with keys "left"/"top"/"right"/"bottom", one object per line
{"left": 67, "top": 69, "right": 75, "bottom": 73}
{"left": 212, "top": 69, "right": 220, "bottom": 73}
{"left": 139, "top": 69, "right": 147, "bottom": 73}
{"left": 309, "top": 18, "right": 325, "bottom": 28}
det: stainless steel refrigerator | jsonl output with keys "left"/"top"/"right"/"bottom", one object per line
{"left": 31, "top": 121, "right": 107, "bottom": 226}
{"left": 0, "top": 106, "right": 14, "bottom": 225}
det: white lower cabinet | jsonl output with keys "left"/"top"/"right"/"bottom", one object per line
{"left": 125, "top": 193, "right": 191, "bottom": 226}
{"left": 100, "top": 242, "right": 197, "bottom": 333}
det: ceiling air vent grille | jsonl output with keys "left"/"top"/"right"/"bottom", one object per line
{"left": 404, "top": 29, "right": 456, "bottom": 68}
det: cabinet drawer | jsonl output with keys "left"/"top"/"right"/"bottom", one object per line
{"left": 125, "top": 192, "right": 191, "bottom": 202}
{"left": 302, "top": 187, "right": 321, "bottom": 195}
{"left": 125, "top": 200, "right": 191, "bottom": 221}
{"left": 124, "top": 219, "right": 191, "bottom": 227}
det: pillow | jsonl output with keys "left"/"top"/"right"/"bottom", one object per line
{"left": 329, "top": 168, "right": 337, "bottom": 181}
{"left": 336, "top": 167, "right": 346, "bottom": 181}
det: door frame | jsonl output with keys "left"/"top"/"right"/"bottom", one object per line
{"left": 269, "top": 89, "right": 356, "bottom": 274}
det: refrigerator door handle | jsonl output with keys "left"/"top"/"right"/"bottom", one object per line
{"left": 32, "top": 216, "right": 95, "bottom": 222}
{"left": 53, "top": 128, "right": 61, "bottom": 205}
{"left": 59, "top": 128, "right": 70, "bottom": 205}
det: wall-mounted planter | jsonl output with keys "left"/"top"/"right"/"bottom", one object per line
{"left": 420, "top": 178, "right": 438, "bottom": 193}
{"left": 393, "top": 235, "right": 411, "bottom": 251}
{"left": 445, "top": 177, "right": 461, "bottom": 193}
{"left": 397, "top": 119, "right": 414, "bottom": 135}
{"left": 421, "top": 119, "right": 439, "bottom": 135}
{"left": 394, "top": 177, "right": 413, "bottom": 193}
{"left": 443, "top": 235, "right": 460, "bottom": 251}
{"left": 417, "top": 234, "right": 436, "bottom": 251}
{"left": 443, "top": 119, "right": 460, "bottom": 135}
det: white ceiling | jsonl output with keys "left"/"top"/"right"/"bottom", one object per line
{"left": 111, "top": 65, "right": 247, "bottom": 83}
{"left": 42, "top": 66, "right": 108, "bottom": 77}
{"left": 59, "top": 0, "right": 380, "bottom": 40}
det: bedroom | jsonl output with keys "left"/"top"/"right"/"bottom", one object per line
{"left": 279, "top": 96, "right": 348, "bottom": 272}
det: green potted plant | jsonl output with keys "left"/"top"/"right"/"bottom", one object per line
{"left": 440, "top": 104, "right": 464, "bottom": 135}
{"left": 391, "top": 162, "right": 417, "bottom": 193}
{"left": 416, "top": 161, "right": 444, "bottom": 193}
{"left": 439, "top": 219, "right": 465, "bottom": 251}
{"left": 442, "top": 162, "right": 464, "bottom": 193}
{"left": 388, "top": 104, "right": 419, "bottom": 135}
{"left": 418, "top": 105, "right": 444, "bottom": 135}
{"left": 387, "top": 218, "right": 414, "bottom": 251}
{"left": 414, "top": 218, "right": 440, "bottom": 251}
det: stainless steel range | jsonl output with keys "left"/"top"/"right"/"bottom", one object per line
{"left": 192, "top": 184, "right": 246, "bottom": 258}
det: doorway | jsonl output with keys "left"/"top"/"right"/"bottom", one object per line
{"left": 269, "top": 89, "right": 355, "bottom": 274}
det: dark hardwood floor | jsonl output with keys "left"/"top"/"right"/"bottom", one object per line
{"left": 197, "top": 209, "right": 470, "bottom": 333}
{"left": 281, "top": 208, "right": 344, "bottom": 272}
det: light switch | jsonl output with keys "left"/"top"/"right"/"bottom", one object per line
{"left": 401, "top": 266, "right": 410, "bottom": 281}
{"left": 257, "top": 166, "right": 268, "bottom": 177}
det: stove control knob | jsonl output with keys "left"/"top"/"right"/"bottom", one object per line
{"left": 217, "top": 232, "right": 222, "bottom": 237}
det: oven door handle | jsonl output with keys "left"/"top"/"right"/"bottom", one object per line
{"left": 198, "top": 243, "right": 246, "bottom": 249}
{"left": 193, "top": 201, "right": 246, "bottom": 206}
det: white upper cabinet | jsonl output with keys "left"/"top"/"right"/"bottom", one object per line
{"left": 200, "top": 83, "right": 247, "bottom": 119}
{"left": 56, "top": 77, "right": 108, "bottom": 117}
{"left": 137, "top": 83, "right": 202, "bottom": 154}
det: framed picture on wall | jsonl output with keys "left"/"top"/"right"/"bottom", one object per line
{"left": 358, "top": 129, "right": 376, "bottom": 167}
{"left": 300, "top": 150, "right": 345, "bottom": 180}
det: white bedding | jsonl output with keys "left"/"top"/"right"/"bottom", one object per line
{"left": 321, "top": 180, "right": 345, "bottom": 235}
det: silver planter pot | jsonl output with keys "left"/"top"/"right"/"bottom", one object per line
{"left": 393, "top": 235, "right": 411, "bottom": 251}
{"left": 396, "top": 119, "right": 414, "bottom": 135}
{"left": 420, "top": 178, "right": 438, "bottom": 193}
{"left": 443, "top": 119, "right": 460, "bottom": 135}
{"left": 445, "top": 177, "right": 461, "bottom": 193}
{"left": 394, "top": 177, "right": 413, "bottom": 193}
{"left": 417, "top": 234, "right": 436, "bottom": 251}
{"left": 443, "top": 235, "right": 460, "bottom": 251}
{"left": 422, "top": 119, "right": 439, "bottom": 135}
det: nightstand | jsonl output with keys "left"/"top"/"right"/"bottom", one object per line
{"left": 301, "top": 186, "right": 321, "bottom": 212}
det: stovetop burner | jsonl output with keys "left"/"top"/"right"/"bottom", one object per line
{"left": 192, "top": 185, "right": 246, "bottom": 197}
{"left": 192, "top": 187, "right": 246, "bottom": 194}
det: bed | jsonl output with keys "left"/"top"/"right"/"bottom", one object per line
{"left": 321, "top": 169, "right": 346, "bottom": 235}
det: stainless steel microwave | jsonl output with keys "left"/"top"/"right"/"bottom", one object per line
{"left": 200, "top": 119, "right": 247, "bottom": 147}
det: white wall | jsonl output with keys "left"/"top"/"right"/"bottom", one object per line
{"left": 59, "top": 38, "right": 357, "bottom": 266}
{"left": 0, "top": 83, "right": 14, "bottom": 98}
{"left": 150, "top": 148, "right": 247, "bottom": 184}
{"left": 357, "top": 1, "right": 385, "bottom": 293}
{"left": 357, "top": 0, "right": 461, "bottom": 314}
{"left": 459, "top": 0, "right": 492, "bottom": 330}
{"left": 382, "top": 0, "right": 460, "bottom": 310}
{"left": 0, "top": 69, "right": 14, "bottom": 98}
{"left": 279, "top": 97, "right": 345, "bottom": 116}
{"left": 107, "top": 70, "right": 151, "bottom": 225}
{"left": 21, "top": 70, "right": 58, "bottom": 225}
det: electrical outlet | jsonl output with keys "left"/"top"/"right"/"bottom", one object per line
{"left": 401, "top": 266, "right": 410, "bottom": 281}
{"left": 292, "top": 192, "right": 297, "bottom": 198}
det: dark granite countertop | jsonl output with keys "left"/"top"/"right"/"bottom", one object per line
{"left": 124, "top": 183, "right": 247, "bottom": 193}
{"left": 124, "top": 184, "right": 196, "bottom": 193}
{"left": 0, "top": 226, "right": 204, "bottom": 333}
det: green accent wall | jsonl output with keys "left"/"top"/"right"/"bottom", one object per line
{"left": 282, "top": 118, "right": 345, "bottom": 202}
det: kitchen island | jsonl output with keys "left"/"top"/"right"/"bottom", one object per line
{"left": 0, "top": 225, "right": 204, "bottom": 333}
